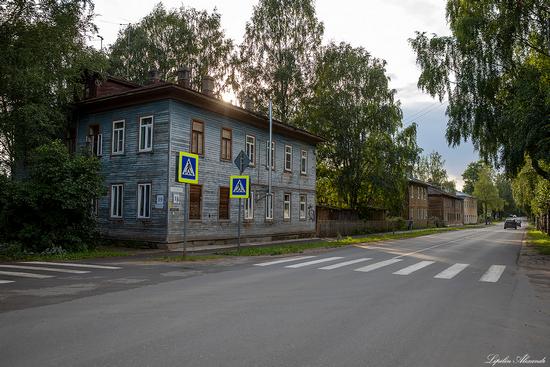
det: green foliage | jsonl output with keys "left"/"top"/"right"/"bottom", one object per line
{"left": 0, "top": 141, "right": 104, "bottom": 252}
{"left": 494, "top": 173, "right": 519, "bottom": 215}
{"left": 512, "top": 157, "right": 547, "bottom": 216}
{"left": 301, "top": 42, "right": 420, "bottom": 212}
{"left": 462, "top": 161, "right": 484, "bottom": 194}
{"left": 527, "top": 229, "right": 550, "bottom": 256}
{"left": 238, "top": 0, "right": 324, "bottom": 123}
{"left": 108, "top": 3, "right": 235, "bottom": 95}
{"left": 0, "top": 0, "right": 108, "bottom": 175}
{"left": 473, "top": 164, "right": 505, "bottom": 219}
{"left": 409, "top": 0, "right": 550, "bottom": 180}
{"left": 414, "top": 151, "right": 456, "bottom": 192}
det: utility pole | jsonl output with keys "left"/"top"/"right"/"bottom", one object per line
{"left": 97, "top": 35, "right": 104, "bottom": 51}
{"left": 268, "top": 100, "right": 273, "bottom": 217}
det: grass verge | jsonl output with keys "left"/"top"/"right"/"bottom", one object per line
{"left": 0, "top": 247, "right": 130, "bottom": 262}
{"left": 527, "top": 229, "right": 550, "bottom": 256}
{"left": 153, "top": 254, "right": 226, "bottom": 262}
{"left": 219, "top": 227, "right": 471, "bottom": 256}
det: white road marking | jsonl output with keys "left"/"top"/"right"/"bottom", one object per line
{"left": 285, "top": 257, "right": 344, "bottom": 268}
{"left": 0, "top": 271, "right": 53, "bottom": 279}
{"left": 253, "top": 256, "right": 316, "bottom": 266}
{"left": 22, "top": 261, "right": 121, "bottom": 270}
{"left": 393, "top": 261, "right": 435, "bottom": 275}
{"left": 0, "top": 280, "right": 14, "bottom": 284}
{"left": 354, "top": 259, "right": 403, "bottom": 273}
{"left": 0, "top": 265, "right": 90, "bottom": 274}
{"left": 434, "top": 263, "right": 469, "bottom": 279}
{"left": 480, "top": 265, "right": 506, "bottom": 283}
{"left": 318, "top": 258, "right": 372, "bottom": 270}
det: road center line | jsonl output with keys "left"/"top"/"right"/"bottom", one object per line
{"left": 285, "top": 257, "right": 344, "bottom": 268}
{"left": 479, "top": 265, "right": 506, "bottom": 282}
{"left": 0, "top": 265, "right": 90, "bottom": 274}
{"left": 253, "top": 256, "right": 316, "bottom": 266}
{"left": 393, "top": 261, "right": 435, "bottom": 275}
{"left": 318, "top": 258, "right": 372, "bottom": 270}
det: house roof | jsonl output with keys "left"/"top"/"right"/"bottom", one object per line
{"left": 76, "top": 78, "right": 325, "bottom": 145}
{"left": 427, "top": 186, "right": 463, "bottom": 200}
{"left": 455, "top": 191, "right": 476, "bottom": 199}
{"left": 408, "top": 177, "right": 430, "bottom": 187}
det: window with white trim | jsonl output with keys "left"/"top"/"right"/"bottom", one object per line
{"left": 112, "top": 120, "right": 125, "bottom": 154}
{"left": 283, "top": 193, "right": 291, "bottom": 220}
{"left": 88, "top": 125, "right": 102, "bottom": 157}
{"left": 245, "top": 191, "right": 254, "bottom": 220}
{"left": 299, "top": 194, "right": 306, "bottom": 220}
{"left": 246, "top": 135, "right": 255, "bottom": 166}
{"left": 284, "top": 145, "right": 292, "bottom": 172}
{"left": 265, "top": 193, "right": 273, "bottom": 220}
{"left": 139, "top": 116, "right": 153, "bottom": 152}
{"left": 110, "top": 184, "right": 123, "bottom": 218}
{"left": 137, "top": 183, "right": 151, "bottom": 219}
{"left": 265, "top": 141, "right": 275, "bottom": 169}
{"left": 300, "top": 150, "right": 307, "bottom": 174}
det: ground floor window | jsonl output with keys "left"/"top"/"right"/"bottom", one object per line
{"left": 283, "top": 193, "right": 291, "bottom": 220}
{"left": 299, "top": 194, "right": 307, "bottom": 220}
{"left": 265, "top": 193, "right": 273, "bottom": 220}
{"left": 137, "top": 183, "right": 151, "bottom": 219}
{"left": 219, "top": 186, "right": 229, "bottom": 220}
{"left": 110, "top": 184, "right": 123, "bottom": 218}
{"left": 245, "top": 191, "right": 254, "bottom": 220}
{"left": 189, "top": 184, "right": 202, "bottom": 220}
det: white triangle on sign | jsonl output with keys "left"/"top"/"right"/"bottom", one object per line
{"left": 182, "top": 158, "right": 195, "bottom": 177}
{"left": 233, "top": 180, "right": 246, "bottom": 194}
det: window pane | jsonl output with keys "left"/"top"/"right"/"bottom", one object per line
{"left": 219, "top": 187, "right": 229, "bottom": 220}
{"left": 189, "top": 185, "right": 202, "bottom": 220}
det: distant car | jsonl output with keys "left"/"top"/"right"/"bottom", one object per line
{"left": 504, "top": 219, "right": 517, "bottom": 229}
{"left": 515, "top": 218, "right": 522, "bottom": 227}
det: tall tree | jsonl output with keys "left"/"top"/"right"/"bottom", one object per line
{"left": 473, "top": 165, "right": 504, "bottom": 222}
{"left": 409, "top": 0, "right": 550, "bottom": 180}
{"left": 495, "top": 173, "right": 518, "bottom": 215}
{"left": 414, "top": 151, "right": 456, "bottom": 192}
{"left": 512, "top": 157, "right": 549, "bottom": 221}
{"left": 461, "top": 160, "right": 484, "bottom": 194}
{"left": 303, "top": 42, "right": 420, "bottom": 212}
{"left": 238, "top": 0, "right": 324, "bottom": 123}
{"left": 0, "top": 0, "right": 107, "bottom": 176}
{"left": 108, "top": 3, "right": 235, "bottom": 95}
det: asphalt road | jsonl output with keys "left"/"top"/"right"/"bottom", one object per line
{"left": 1, "top": 225, "right": 549, "bottom": 367}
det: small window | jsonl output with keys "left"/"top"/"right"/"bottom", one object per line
{"left": 221, "top": 128, "right": 232, "bottom": 161}
{"left": 112, "top": 120, "right": 125, "bottom": 154}
{"left": 284, "top": 145, "right": 292, "bottom": 172}
{"left": 219, "top": 187, "right": 230, "bottom": 220}
{"left": 300, "top": 150, "right": 307, "bottom": 174}
{"left": 265, "top": 193, "right": 273, "bottom": 220}
{"left": 283, "top": 193, "right": 291, "bottom": 220}
{"left": 410, "top": 187, "right": 414, "bottom": 199}
{"left": 189, "top": 184, "right": 202, "bottom": 220}
{"left": 299, "top": 194, "right": 306, "bottom": 220}
{"left": 139, "top": 116, "right": 153, "bottom": 152}
{"left": 91, "top": 198, "right": 99, "bottom": 216}
{"left": 246, "top": 135, "right": 255, "bottom": 166}
{"left": 137, "top": 183, "right": 151, "bottom": 219}
{"left": 191, "top": 120, "right": 204, "bottom": 155}
{"left": 110, "top": 184, "right": 123, "bottom": 218}
{"left": 265, "top": 141, "right": 275, "bottom": 169}
{"left": 88, "top": 125, "right": 102, "bottom": 157}
{"left": 245, "top": 191, "right": 254, "bottom": 220}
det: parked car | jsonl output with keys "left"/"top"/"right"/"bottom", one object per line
{"left": 504, "top": 218, "right": 517, "bottom": 229}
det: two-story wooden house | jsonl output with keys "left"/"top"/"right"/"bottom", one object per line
{"left": 405, "top": 178, "right": 429, "bottom": 227}
{"left": 427, "top": 186, "right": 464, "bottom": 226}
{"left": 73, "top": 72, "right": 323, "bottom": 247}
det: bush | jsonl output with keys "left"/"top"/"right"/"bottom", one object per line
{"left": 0, "top": 141, "right": 104, "bottom": 252}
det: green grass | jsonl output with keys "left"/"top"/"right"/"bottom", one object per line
{"left": 220, "top": 227, "right": 469, "bottom": 256}
{"left": 153, "top": 254, "right": 226, "bottom": 262}
{"left": 0, "top": 247, "right": 130, "bottom": 262}
{"left": 527, "top": 229, "right": 550, "bottom": 255}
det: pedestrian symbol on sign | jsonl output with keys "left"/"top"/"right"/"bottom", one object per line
{"left": 230, "top": 176, "right": 249, "bottom": 198}
{"left": 178, "top": 152, "right": 199, "bottom": 184}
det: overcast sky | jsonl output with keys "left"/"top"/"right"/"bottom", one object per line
{"left": 91, "top": 0, "right": 479, "bottom": 189}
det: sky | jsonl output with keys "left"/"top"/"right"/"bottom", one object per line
{"left": 91, "top": 0, "right": 479, "bottom": 190}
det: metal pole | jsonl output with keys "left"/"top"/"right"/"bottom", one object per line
{"left": 183, "top": 183, "right": 188, "bottom": 258}
{"left": 268, "top": 100, "right": 273, "bottom": 215}
{"left": 237, "top": 198, "right": 242, "bottom": 250}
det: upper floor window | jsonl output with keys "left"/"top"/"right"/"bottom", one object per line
{"left": 137, "top": 183, "right": 151, "bottom": 219}
{"left": 88, "top": 125, "right": 102, "bottom": 157}
{"left": 112, "top": 120, "right": 125, "bottom": 154}
{"left": 221, "top": 128, "right": 232, "bottom": 161}
{"left": 110, "top": 184, "right": 123, "bottom": 218}
{"left": 284, "top": 145, "right": 292, "bottom": 172}
{"left": 139, "top": 116, "right": 153, "bottom": 152}
{"left": 246, "top": 135, "right": 255, "bottom": 166}
{"left": 266, "top": 141, "right": 275, "bottom": 170}
{"left": 191, "top": 120, "right": 204, "bottom": 155}
{"left": 300, "top": 150, "right": 307, "bottom": 174}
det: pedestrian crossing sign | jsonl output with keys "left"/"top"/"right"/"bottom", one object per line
{"left": 178, "top": 151, "right": 199, "bottom": 184}
{"left": 230, "top": 176, "right": 249, "bottom": 199}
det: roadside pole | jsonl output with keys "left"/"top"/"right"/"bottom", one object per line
{"left": 178, "top": 151, "right": 199, "bottom": 259}
{"left": 237, "top": 198, "right": 242, "bottom": 251}
{"left": 183, "top": 182, "right": 187, "bottom": 257}
{"left": 231, "top": 151, "right": 250, "bottom": 253}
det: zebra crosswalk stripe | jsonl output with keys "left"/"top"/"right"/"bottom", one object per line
{"left": 21, "top": 261, "right": 121, "bottom": 270}
{"left": 0, "top": 280, "right": 14, "bottom": 284}
{"left": 393, "top": 261, "right": 435, "bottom": 275}
{"left": 253, "top": 256, "right": 316, "bottom": 266}
{"left": 285, "top": 257, "right": 344, "bottom": 268}
{"left": 354, "top": 259, "right": 403, "bottom": 273}
{"left": 0, "top": 265, "right": 90, "bottom": 274}
{"left": 479, "top": 265, "right": 506, "bottom": 282}
{"left": 434, "top": 263, "right": 469, "bottom": 279}
{"left": 318, "top": 258, "right": 372, "bottom": 270}
{"left": 0, "top": 270, "right": 54, "bottom": 279}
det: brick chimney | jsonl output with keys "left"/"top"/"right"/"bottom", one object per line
{"left": 244, "top": 96, "right": 254, "bottom": 111}
{"left": 148, "top": 69, "right": 160, "bottom": 84}
{"left": 201, "top": 76, "right": 215, "bottom": 97}
{"left": 177, "top": 66, "right": 191, "bottom": 88}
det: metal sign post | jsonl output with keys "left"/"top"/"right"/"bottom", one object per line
{"left": 182, "top": 183, "right": 188, "bottom": 257}
{"left": 178, "top": 152, "right": 199, "bottom": 258}
{"left": 231, "top": 152, "right": 250, "bottom": 252}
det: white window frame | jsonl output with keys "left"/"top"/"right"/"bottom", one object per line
{"left": 284, "top": 145, "right": 292, "bottom": 172}
{"left": 266, "top": 141, "right": 275, "bottom": 170}
{"left": 137, "top": 183, "right": 152, "bottom": 219}
{"left": 139, "top": 116, "right": 153, "bottom": 152}
{"left": 265, "top": 193, "right": 273, "bottom": 220}
{"left": 245, "top": 191, "right": 254, "bottom": 220}
{"left": 246, "top": 135, "right": 255, "bottom": 167}
{"left": 283, "top": 193, "right": 291, "bottom": 220}
{"left": 112, "top": 120, "right": 125, "bottom": 155}
{"left": 300, "top": 150, "right": 307, "bottom": 175}
{"left": 110, "top": 184, "right": 124, "bottom": 218}
{"left": 299, "top": 194, "right": 307, "bottom": 220}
